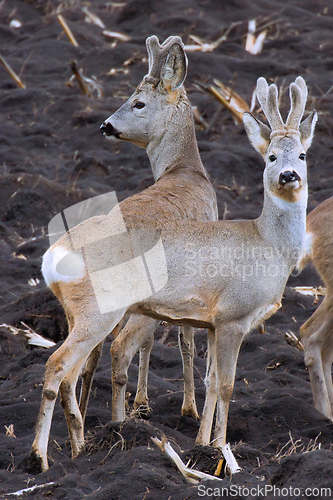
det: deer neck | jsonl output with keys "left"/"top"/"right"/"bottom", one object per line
{"left": 146, "top": 104, "right": 207, "bottom": 182}
{"left": 255, "top": 188, "right": 308, "bottom": 267}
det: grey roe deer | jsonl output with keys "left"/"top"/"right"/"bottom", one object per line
{"left": 30, "top": 76, "right": 316, "bottom": 472}
{"left": 29, "top": 34, "right": 218, "bottom": 472}
{"left": 78, "top": 35, "right": 218, "bottom": 426}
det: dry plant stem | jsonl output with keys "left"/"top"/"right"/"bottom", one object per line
{"left": 151, "top": 437, "right": 225, "bottom": 483}
{"left": 70, "top": 61, "right": 90, "bottom": 96}
{"left": 276, "top": 432, "right": 322, "bottom": 461}
{"left": 194, "top": 82, "right": 246, "bottom": 124}
{"left": 285, "top": 330, "right": 304, "bottom": 351}
{"left": 185, "top": 21, "right": 242, "bottom": 52}
{"left": 103, "top": 30, "right": 130, "bottom": 42}
{"left": 213, "top": 79, "right": 250, "bottom": 114}
{"left": 0, "top": 54, "right": 25, "bottom": 88}
{"left": 58, "top": 15, "right": 79, "bottom": 47}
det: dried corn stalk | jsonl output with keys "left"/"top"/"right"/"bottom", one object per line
{"left": 0, "top": 54, "right": 25, "bottom": 88}
{"left": 152, "top": 436, "right": 241, "bottom": 479}
{"left": 245, "top": 19, "right": 267, "bottom": 55}
{"left": 195, "top": 80, "right": 250, "bottom": 124}
{"left": 0, "top": 322, "right": 56, "bottom": 348}
{"left": 103, "top": 30, "right": 130, "bottom": 42}
{"left": 82, "top": 6, "right": 105, "bottom": 29}
{"left": 58, "top": 14, "right": 78, "bottom": 47}
{"left": 67, "top": 61, "right": 103, "bottom": 98}
{"left": 285, "top": 331, "right": 304, "bottom": 351}
{"left": 184, "top": 21, "right": 241, "bottom": 52}
{"left": 292, "top": 286, "right": 326, "bottom": 297}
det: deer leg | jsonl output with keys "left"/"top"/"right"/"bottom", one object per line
{"left": 196, "top": 329, "right": 217, "bottom": 445}
{"left": 179, "top": 326, "right": 199, "bottom": 420}
{"left": 213, "top": 323, "right": 244, "bottom": 449}
{"left": 79, "top": 340, "right": 105, "bottom": 422}
{"left": 301, "top": 300, "right": 333, "bottom": 420}
{"left": 134, "top": 331, "right": 154, "bottom": 410}
{"left": 30, "top": 313, "right": 123, "bottom": 472}
{"left": 79, "top": 317, "right": 127, "bottom": 421}
{"left": 60, "top": 356, "right": 89, "bottom": 458}
{"left": 322, "top": 327, "right": 333, "bottom": 418}
{"left": 111, "top": 315, "right": 160, "bottom": 422}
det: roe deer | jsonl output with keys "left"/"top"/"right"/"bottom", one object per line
{"left": 299, "top": 196, "right": 333, "bottom": 420}
{"left": 29, "top": 35, "right": 217, "bottom": 472}
{"left": 30, "top": 76, "right": 316, "bottom": 473}
{"left": 78, "top": 35, "right": 219, "bottom": 425}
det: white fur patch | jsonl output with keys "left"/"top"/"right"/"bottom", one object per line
{"left": 42, "top": 246, "right": 86, "bottom": 286}
{"left": 296, "top": 231, "right": 313, "bottom": 270}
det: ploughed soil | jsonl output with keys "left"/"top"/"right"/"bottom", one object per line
{"left": 0, "top": 1, "right": 333, "bottom": 499}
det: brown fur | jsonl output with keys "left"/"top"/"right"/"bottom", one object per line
{"left": 300, "top": 196, "right": 333, "bottom": 420}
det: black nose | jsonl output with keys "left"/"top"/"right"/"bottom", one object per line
{"left": 100, "top": 122, "right": 120, "bottom": 138}
{"left": 279, "top": 170, "right": 301, "bottom": 185}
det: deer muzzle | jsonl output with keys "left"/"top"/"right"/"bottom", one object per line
{"left": 100, "top": 122, "right": 121, "bottom": 139}
{"left": 279, "top": 170, "right": 301, "bottom": 186}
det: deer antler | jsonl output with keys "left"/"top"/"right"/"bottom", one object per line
{"left": 256, "top": 77, "right": 307, "bottom": 137}
{"left": 144, "top": 35, "right": 186, "bottom": 87}
{"left": 286, "top": 76, "right": 308, "bottom": 131}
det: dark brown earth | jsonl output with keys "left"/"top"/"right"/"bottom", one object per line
{"left": 0, "top": 1, "right": 333, "bottom": 499}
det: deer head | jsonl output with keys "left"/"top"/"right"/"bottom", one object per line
{"left": 243, "top": 77, "right": 317, "bottom": 204}
{"left": 100, "top": 35, "right": 189, "bottom": 158}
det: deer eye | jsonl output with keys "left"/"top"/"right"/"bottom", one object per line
{"left": 269, "top": 154, "right": 277, "bottom": 162}
{"left": 299, "top": 153, "right": 306, "bottom": 161}
{"left": 134, "top": 101, "right": 145, "bottom": 109}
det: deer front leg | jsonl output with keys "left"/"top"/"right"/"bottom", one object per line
{"left": 134, "top": 331, "right": 154, "bottom": 410}
{"left": 79, "top": 340, "right": 105, "bottom": 422}
{"left": 301, "top": 301, "right": 333, "bottom": 421}
{"left": 213, "top": 322, "right": 245, "bottom": 449}
{"left": 111, "top": 315, "right": 160, "bottom": 421}
{"left": 196, "top": 329, "right": 217, "bottom": 445}
{"left": 179, "top": 326, "right": 199, "bottom": 420}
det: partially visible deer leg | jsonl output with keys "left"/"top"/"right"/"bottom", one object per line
{"left": 196, "top": 329, "right": 217, "bottom": 445}
{"left": 60, "top": 356, "right": 89, "bottom": 458}
{"left": 111, "top": 315, "right": 160, "bottom": 422}
{"left": 322, "top": 323, "right": 333, "bottom": 416}
{"left": 300, "top": 300, "right": 333, "bottom": 420}
{"left": 134, "top": 331, "right": 155, "bottom": 411}
{"left": 179, "top": 326, "right": 199, "bottom": 419}
{"left": 213, "top": 323, "right": 245, "bottom": 449}
{"left": 79, "top": 340, "right": 105, "bottom": 422}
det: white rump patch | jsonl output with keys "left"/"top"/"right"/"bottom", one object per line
{"left": 42, "top": 246, "right": 86, "bottom": 286}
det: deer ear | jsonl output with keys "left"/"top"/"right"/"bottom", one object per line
{"left": 243, "top": 112, "right": 271, "bottom": 156}
{"left": 299, "top": 111, "right": 318, "bottom": 151}
{"left": 160, "top": 43, "right": 187, "bottom": 91}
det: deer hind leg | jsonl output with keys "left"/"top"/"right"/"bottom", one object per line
{"left": 196, "top": 329, "right": 217, "bottom": 445}
{"left": 213, "top": 322, "right": 245, "bottom": 449}
{"left": 60, "top": 356, "right": 90, "bottom": 458}
{"left": 30, "top": 313, "right": 123, "bottom": 472}
{"left": 179, "top": 326, "right": 199, "bottom": 420}
{"left": 79, "top": 317, "right": 126, "bottom": 421}
{"left": 111, "top": 315, "right": 160, "bottom": 422}
{"left": 300, "top": 299, "right": 333, "bottom": 420}
{"left": 79, "top": 340, "right": 105, "bottom": 422}
{"left": 322, "top": 324, "right": 333, "bottom": 418}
